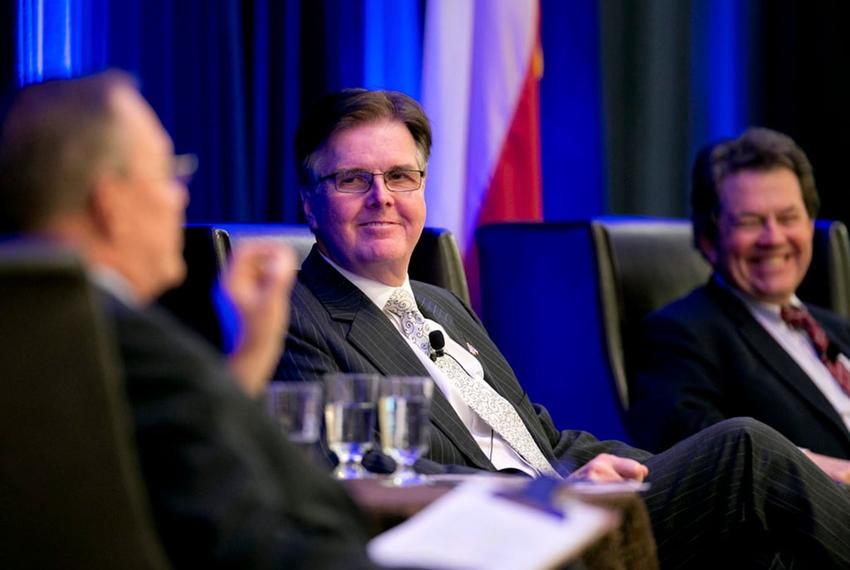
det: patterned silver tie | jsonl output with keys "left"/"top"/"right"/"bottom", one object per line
{"left": 384, "top": 289, "right": 558, "bottom": 476}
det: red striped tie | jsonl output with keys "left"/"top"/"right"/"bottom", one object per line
{"left": 780, "top": 305, "right": 850, "bottom": 398}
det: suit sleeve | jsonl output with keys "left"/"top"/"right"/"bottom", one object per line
{"left": 627, "top": 312, "right": 730, "bottom": 453}
{"left": 530, "top": 404, "right": 651, "bottom": 467}
{"left": 116, "top": 303, "right": 376, "bottom": 569}
{"left": 275, "top": 286, "right": 343, "bottom": 382}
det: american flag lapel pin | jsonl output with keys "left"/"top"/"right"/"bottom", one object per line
{"left": 466, "top": 342, "right": 479, "bottom": 356}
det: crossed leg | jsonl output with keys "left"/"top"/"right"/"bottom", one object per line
{"left": 642, "top": 417, "right": 850, "bottom": 568}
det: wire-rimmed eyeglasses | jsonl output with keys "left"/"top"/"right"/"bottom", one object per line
{"left": 317, "top": 168, "right": 425, "bottom": 193}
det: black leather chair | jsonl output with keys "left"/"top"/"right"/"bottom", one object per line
{"left": 592, "top": 217, "right": 850, "bottom": 411}
{"left": 477, "top": 221, "right": 632, "bottom": 441}
{"left": 0, "top": 244, "right": 169, "bottom": 569}
{"left": 157, "top": 225, "right": 231, "bottom": 350}
{"left": 590, "top": 218, "right": 711, "bottom": 411}
{"left": 159, "top": 224, "right": 471, "bottom": 352}
{"left": 219, "top": 223, "right": 472, "bottom": 306}
{"left": 799, "top": 219, "right": 850, "bottom": 318}
{"left": 476, "top": 217, "right": 850, "bottom": 440}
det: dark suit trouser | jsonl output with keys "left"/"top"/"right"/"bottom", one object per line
{"left": 642, "top": 418, "right": 850, "bottom": 568}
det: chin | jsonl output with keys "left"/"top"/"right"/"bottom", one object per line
{"left": 158, "top": 262, "right": 188, "bottom": 293}
{"left": 754, "top": 286, "right": 795, "bottom": 305}
{"left": 172, "top": 262, "right": 188, "bottom": 286}
{"left": 360, "top": 243, "right": 408, "bottom": 264}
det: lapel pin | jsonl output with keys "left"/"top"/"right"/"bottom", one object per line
{"left": 466, "top": 342, "right": 479, "bottom": 356}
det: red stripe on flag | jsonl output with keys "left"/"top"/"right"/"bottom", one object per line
{"left": 477, "top": 57, "right": 544, "bottom": 226}
{"left": 466, "top": 44, "right": 543, "bottom": 312}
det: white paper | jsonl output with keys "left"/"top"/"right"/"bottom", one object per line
{"left": 368, "top": 480, "right": 619, "bottom": 570}
{"left": 562, "top": 480, "right": 650, "bottom": 496}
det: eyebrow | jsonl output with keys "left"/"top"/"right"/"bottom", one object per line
{"left": 334, "top": 164, "right": 421, "bottom": 172}
{"left": 729, "top": 204, "right": 804, "bottom": 219}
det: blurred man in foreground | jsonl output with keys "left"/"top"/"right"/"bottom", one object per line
{"left": 279, "top": 88, "right": 850, "bottom": 568}
{"left": 629, "top": 128, "right": 850, "bottom": 482}
{"left": 0, "top": 71, "right": 378, "bottom": 568}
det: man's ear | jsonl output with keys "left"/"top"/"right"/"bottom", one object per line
{"left": 87, "top": 175, "right": 124, "bottom": 239}
{"left": 300, "top": 190, "right": 317, "bottom": 230}
{"left": 697, "top": 234, "right": 718, "bottom": 265}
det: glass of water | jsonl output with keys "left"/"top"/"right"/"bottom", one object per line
{"left": 266, "top": 381, "right": 322, "bottom": 447}
{"left": 378, "top": 376, "right": 433, "bottom": 486}
{"left": 324, "top": 373, "right": 380, "bottom": 480}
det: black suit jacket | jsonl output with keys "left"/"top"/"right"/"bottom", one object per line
{"left": 628, "top": 277, "right": 850, "bottom": 457}
{"left": 278, "top": 248, "right": 648, "bottom": 473}
{"left": 103, "top": 291, "right": 377, "bottom": 569}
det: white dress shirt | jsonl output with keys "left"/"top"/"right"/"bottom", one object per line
{"left": 89, "top": 265, "right": 139, "bottom": 306}
{"left": 322, "top": 254, "right": 538, "bottom": 475}
{"left": 727, "top": 283, "right": 850, "bottom": 434}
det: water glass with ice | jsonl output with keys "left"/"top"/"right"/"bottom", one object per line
{"left": 378, "top": 376, "right": 433, "bottom": 486}
{"left": 324, "top": 373, "right": 380, "bottom": 479}
{"left": 266, "top": 381, "right": 322, "bottom": 447}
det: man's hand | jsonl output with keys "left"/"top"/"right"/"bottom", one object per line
{"left": 224, "top": 242, "right": 297, "bottom": 397}
{"left": 801, "top": 449, "right": 850, "bottom": 483}
{"left": 566, "top": 453, "right": 649, "bottom": 483}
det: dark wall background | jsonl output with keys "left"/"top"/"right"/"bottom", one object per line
{"left": 755, "top": 0, "right": 850, "bottom": 226}
{"left": 598, "top": 0, "right": 850, "bottom": 228}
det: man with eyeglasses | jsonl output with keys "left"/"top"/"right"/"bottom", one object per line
{"left": 0, "top": 72, "right": 382, "bottom": 568}
{"left": 280, "top": 88, "right": 850, "bottom": 567}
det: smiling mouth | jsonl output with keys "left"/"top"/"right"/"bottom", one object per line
{"left": 750, "top": 253, "right": 793, "bottom": 269}
{"left": 359, "top": 221, "right": 398, "bottom": 227}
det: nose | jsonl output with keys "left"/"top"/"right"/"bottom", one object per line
{"left": 364, "top": 174, "right": 394, "bottom": 207}
{"left": 757, "top": 217, "right": 783, "bottom": 245}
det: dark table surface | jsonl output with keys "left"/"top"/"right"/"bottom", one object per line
{"left": 343, "top": 476, "right": 658, "bottom": 570}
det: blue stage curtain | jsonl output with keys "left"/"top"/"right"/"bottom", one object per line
{"left": 689, "top": 0, "right": 752, "bottom": 155}
{"left": 13, "top": 0, "right": 421, "bottom": 224}
{"left": 101, "top": 0, "right": 296, "bottom": 222}
{"left": 540, "top": 0, "right": 606, "bottom": 220}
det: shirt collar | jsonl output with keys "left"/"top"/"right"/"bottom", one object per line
{"left": 89, "top": 265, "right": 140, "bottom": 307}
{"left": 319, "top": 251, "right": 414, "bottom": 311}
{"left": 714, "top": 273, "right": 803, "bottom": 322}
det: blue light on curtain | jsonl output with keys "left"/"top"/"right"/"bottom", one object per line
{"left": 363, "top": 0, "right": 421, "bottom": 98}
{"left": 13, "top": 0, "right": 424, "bottom": 223}
{"left": 17, "top": 0, "right": 70, "bottom": 84}
{"left": 16, "top": 0, "right": 108, "bottom": 85}
{"left": 691, "top": 0, "right": 750, "bottom": 150}
{"left": 705, "top": 0, "right": 745, "bottom": 139}
{"left": 540, "top": 0, "right": 605, "bottom": 219}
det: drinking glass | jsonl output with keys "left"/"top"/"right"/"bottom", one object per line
{"left": 378, "top": 376, "right": 433, "bottom": 486}
{"left": 324, "top": 373, "right": 380, "bottom": 480}
{"left": 266, "top": 381, "right": 323, "bottom": 447}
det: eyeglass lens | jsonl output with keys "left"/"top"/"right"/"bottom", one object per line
{"left": 334, "top": 169, "right": 422, "bottom": 193}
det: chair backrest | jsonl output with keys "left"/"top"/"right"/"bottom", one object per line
{"left": 219, "top": 223, "right": 472, "bottom": 305}
{"left": 799, "top": 219, "right": 850, "bottom": 318}
{"left": 0, "top": 244, "right": 169, "bottom": 569}
{"left": 158, "top": 224, "right": 471, "bottom": 353}
{"left": 476, "top": 217, "right": 850, "bottom": 439}
{"left": 157, "top": 225, "right": 231, "bottom": 350}
{"left": 594, "top": 216, "right": 850, "bottom": 410}
{"left": 591, "top": 217, "right": 711, "bottom": 410}
{"left": 477, "top": 221, "right": 631, "bottom": 441}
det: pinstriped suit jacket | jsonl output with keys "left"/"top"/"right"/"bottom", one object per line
{"left": 278, "top": 248, "right": 648, "bottom": 473}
